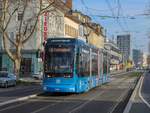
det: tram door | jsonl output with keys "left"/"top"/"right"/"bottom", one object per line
{"left": 20, "top": 58, "right": 32, "bottom": 77}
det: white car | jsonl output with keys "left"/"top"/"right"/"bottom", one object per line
{"left": 0, "top": 71, "right": 17, "bottom": 88}
{"left": 32, "top": 72, "right": 43, "bottom": 80}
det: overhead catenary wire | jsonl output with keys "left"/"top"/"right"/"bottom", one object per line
{"left": 81, "top": 0, "right": 100, "bottom": 23}
{"left": 105, "top": 0, "right": 127, "bottom": 32}
{"left": 79, "top": 0, "right": 149, "bottom": 37}
{"left": 117, "top": 0, "right": 130, "bottom": 33}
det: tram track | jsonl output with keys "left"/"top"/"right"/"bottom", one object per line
{"left": 0, "top": 72, "right": 139, "bottom": 113}
{"left": 67, "top": 74, "right": 137, "bottom": 113}
{"left": 29, "top": 72, "right": 137, "bottom": 113}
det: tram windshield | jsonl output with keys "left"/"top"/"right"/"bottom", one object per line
{"left": 44, "top": 46, "right": 74, "bottom": 76}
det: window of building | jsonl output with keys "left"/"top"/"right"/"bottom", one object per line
{"left": 65, "top": 24, "right": 78, "bottom": 37}
{"left": 79, "top": 25, "right": 83, "bottom": 37}
{"left": 103, "top": 53, "right": 108, "bottom": 74}
{"left": 18, "top": 12, "right": 23, "bottom": 21}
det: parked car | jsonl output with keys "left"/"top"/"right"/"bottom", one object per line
{"left": 32, "top": 72, "right": 43, "bottom": 80}
{"left": 0, "top": 71, "right": 17, "bottom": 88}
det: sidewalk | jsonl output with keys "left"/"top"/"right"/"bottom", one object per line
{"left": 110, "top": 69, "right": 126, "bottom": 75}
{"left": 19, "top": 77, "right": 42, "bottom": 84}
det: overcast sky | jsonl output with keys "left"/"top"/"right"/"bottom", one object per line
{"left": 73, "top": 0, "right": 150, "bottom": 54}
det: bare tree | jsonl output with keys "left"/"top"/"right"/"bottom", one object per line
{"left": 82, "top": 22, "right": 92, "bottom": 43}
{"left": 0, "top": 0, "right": 55, "bottom": 79}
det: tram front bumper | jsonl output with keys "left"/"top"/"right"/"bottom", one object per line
{"left": 43, "top": 84, "right": 76, "bottom": 93}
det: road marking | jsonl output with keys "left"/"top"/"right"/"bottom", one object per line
{"left": 30, "top": 103, "right": 58, "bottom": 113}
{"left": 0, "top": 101, "right": 29, "bottom": 112}
{"left": 139, "top": 76, "right": 150, "bottom": 108}
{"left": 68, "top": 91, "right": 105, "bottom": 113}
{"left": 30, "top": 94, "right": 84, "bottom": 113}
{"left": 0, "top": 94, "right": 37, "bottom": 107}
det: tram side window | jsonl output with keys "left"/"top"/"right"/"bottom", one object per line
{"left": 107, "top": 55, "right": 110, "bottom": 73}
{"left": 78, "top": 50, "right": 90, "bottom": 77}
{"left": 92, "top": 52, "right": 98, "bottom": 76}
{"left": 103, "top": 54, "right": 107, "bottom": 74}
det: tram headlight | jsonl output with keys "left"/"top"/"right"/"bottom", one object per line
{"left": 47, "top": 74, "right": 52, "bottom": 78}
{"left": 43, "top": 86, "right": 47, "bottom": 90}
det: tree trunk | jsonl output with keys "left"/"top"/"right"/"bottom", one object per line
{"left": 14, "top": 59, "right": 21, "bottom": 80}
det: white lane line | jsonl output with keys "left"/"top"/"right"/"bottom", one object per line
{"left": 139, "top": 76, "right": 150, "bottom": 108}
{"left": 30, "top": 94, "right": 88, "bottom": 113}
{"left": 123, "top": 76, "right": 142, "bottom": 113}
{"left": 0, "top": 94, "right": 72, "bottom": 113}
{"left": 69, "top": 91, "right": 105, "bottom": 113}
{"left": 0, "top": 94, "right": 37, "bottom": 107}
{"left": 0, "top": 101, "right": 30, "bottom": 112}
{"left": 30, "top": 103, "right": 58, "bottom": 113}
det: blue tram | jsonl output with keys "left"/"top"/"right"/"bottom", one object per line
{"left": 43, "top": 38, "right": 110, "bottom": 93}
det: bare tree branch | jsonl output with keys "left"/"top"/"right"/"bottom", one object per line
{"left": 1, "top": 30, "right": 15, "bottom": 61}
{"left": 22, "top": 1, "right": 55, "bottom": 44}
{"left": 23, "top": 21, "right": 29, "bottom": 36}
{"left": 4, "top": 7, "right": 18, "bottom": 31}
{"left": 0, "top": 0, "right": 57, "bottom": 78}
{"left": 1, "top": 0, "right": 7, "bottom": 28}
{"left": 18, "top": 0, "right": 28, "bottom": 38}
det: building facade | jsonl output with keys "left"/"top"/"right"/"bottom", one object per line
{"left": 117, "top": 34, "right": 131, "bottom": 62}
{"left": 0, "top": 0, "right": 105, "bottom": 76}
{"left": 105, "top": 39, "right": 122, "bottom": 71}
{"left": 0, "top": 0, "right": 71, "bottom": 76}
{"left": 132, "top": 49, "right": 143, "bottom": 68}
{"left": 0, "top": 0, "right": 42, "bottom": 76}
{"left": 143, "top": 53, "right": 148, "bottom": 68}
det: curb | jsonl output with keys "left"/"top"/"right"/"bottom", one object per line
{"left": 123, "top": 75, "right": 143, "bottom": 113}
{"left": 0, "top": 94, "right": 38, "bottom": 107}
{"left": 139, "top": 75, "right": 150, "bottom": 109}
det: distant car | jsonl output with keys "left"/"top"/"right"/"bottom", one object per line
{"left": 0, "top": 71, "right": 17, "bottom": 88}
{"left": 32, "top": 72, "right": 43, "bottom": 80}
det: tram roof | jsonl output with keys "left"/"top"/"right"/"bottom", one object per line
{"left": 46, "top": 38, "right": 87, "bottom": 46}
{"left": 46, "top": 37, "right": 106, "bottom": 52}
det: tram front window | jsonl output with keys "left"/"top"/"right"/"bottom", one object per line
{"left": 45, "top": 46, "right": 74, "bottom": 78}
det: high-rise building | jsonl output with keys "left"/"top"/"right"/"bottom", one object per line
{"left": 148, "top": 41, "right": 150, "bottom": 54}
{"left": 143, "top": 53, "right": 148, "bottom": 68}
{"left": 117, "top": 34, "right": 131, "bottom": 62}
{"left": 132, "top": 49, "right": 143, "bottom": 68}
{"left": 104, "top": 39, "right": 122, "bottom": 71}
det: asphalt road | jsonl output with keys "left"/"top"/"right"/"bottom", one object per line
{"left": 0, "top": 84, "right": 42, "bottom": 103}
{"left": 141, "top": 72, "right": 150, "bottom": 104}
{"left": 128, "top": 72, "right": 150, "bottom": 113}
{"left": 0, "top": 72, "right": 138, "bottom": 113}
